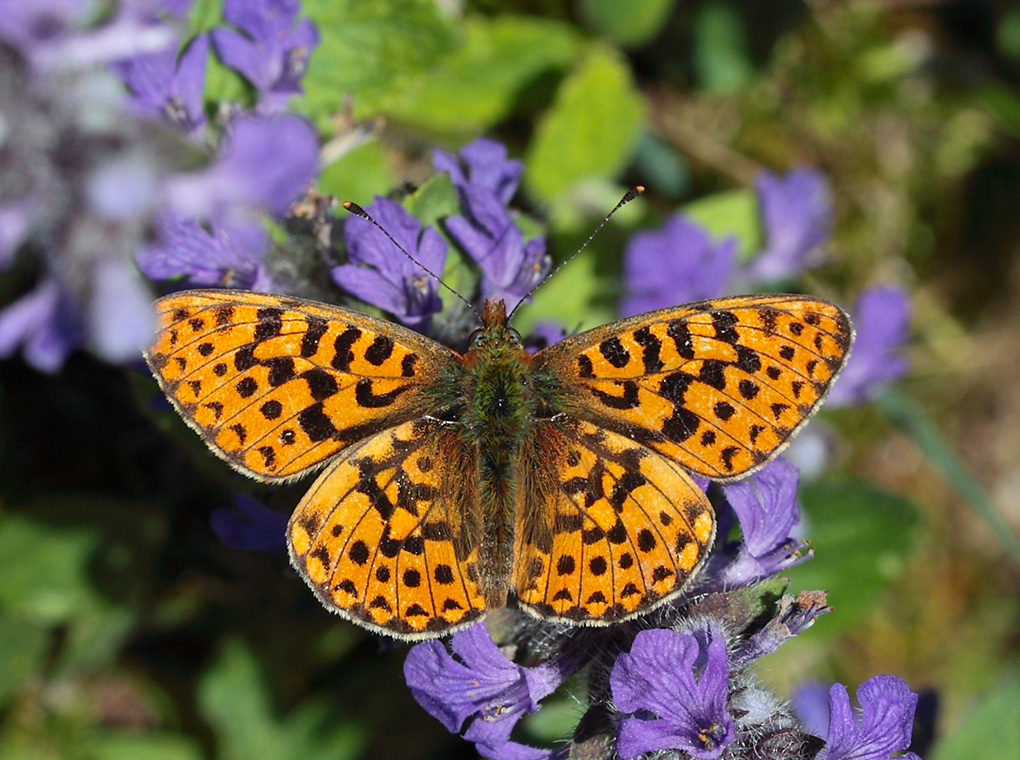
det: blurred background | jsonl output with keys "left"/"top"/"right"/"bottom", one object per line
{"left": 1, "top": 0, "right": 1019, "bottom": 758}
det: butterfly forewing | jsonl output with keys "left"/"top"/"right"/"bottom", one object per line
{"left": 145, "top": 290, "right": 459, "bottom": 482}
{"left": 288, "top": 418, "right": 488, "bottom": 639}
{"left": 514, "top": 419, "right": 715, "bottom": 624}
{"left": 534, "top": 295, "right": 854, "bottom": 481}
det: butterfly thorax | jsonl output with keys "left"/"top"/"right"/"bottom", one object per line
{"left": 456, "top": 300, "right": 541, "bottom": 605}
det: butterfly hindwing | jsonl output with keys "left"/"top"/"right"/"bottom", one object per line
{"left": 513, "top": 418, "right": 715, "bottom": 624}
{"left": 534, "top": 295, "right": 854, "bottom": 481}
{"left": 145, "top": 290, "right": 458, "bottom": 482}
{"left": 288, "top": 418, "right": 488, "bottom": 639}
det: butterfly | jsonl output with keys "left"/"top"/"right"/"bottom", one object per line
{"left": 145, "top": 289, "right": 853, "bottom": 639}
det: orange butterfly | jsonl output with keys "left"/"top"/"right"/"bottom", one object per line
{"left": 146, "top": 289, "right": 852, "bottom": 639}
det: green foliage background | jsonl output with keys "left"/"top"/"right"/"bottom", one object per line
{"left": 2, "top": 1, "right": 1020, "bottom": 758}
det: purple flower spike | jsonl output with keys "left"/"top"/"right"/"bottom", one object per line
{"left": 444, "top": 187, "right": 550, "bottom": 306}
{"left": 743, "top": 168, "right": 832, "bottom": 284}
{"left": 164, "top": 114, "right": 318, "bottom": 224}
{"left": 620, "top": 215, "right": 736, "bottom": 318}
{"left": 718, "top": 458, "right": 809, "bottom": 587}
{"left": 828, "top": 286, "right": 911, "bottom": 407}
{"left": 0, "top": 279, "right": 81, "bottom": 372}
{"left": 210, "top": 493, "right": 288, "bottom": 552}
{"left": 138, "top": 212, "right": 273, "bottom": 291}
{"left": 334, "top": 198, "right": 447, "bottom": 331}
{"left": 611, "top": 623, "right": 735, "bottom": 760}
{"left": 211, "top": 0, "right": 319, "bottom": 113}
{"left": 820, "top": 676, "right": 921, "bottom": 760}
{"left": 404, "top": 623, "right": 570, "bottom": 760}
{"left": 434, "top": 139, "right": 524, "bottom": 206}
{"left": 113, "top": 33, "right": 209, "bottom": 135}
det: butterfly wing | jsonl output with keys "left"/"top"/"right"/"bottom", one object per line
{"left": 532, "top": 295, "right": 854, "bottom": 481}
{"left": 145, "top": 290, "right": 459, "bottom": 482}
{"left": 513, "top": 418, "right": 715, "bottom": 623}
{"left": 288, "top": 418, "right": 488, "bottom": 639}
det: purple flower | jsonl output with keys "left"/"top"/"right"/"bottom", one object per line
{"left": 138, "top": 212, "right": 273, "bottom": 290}
{"left": 163, "top": 114, "right": 319, "bottom": 224}
{"left": 0, "top": 199, "right": 39, "bottom": 269}
{"left": 211, "top": 0, "right": 319, "bottom": 114}
{"left": 112, "top": 33, "right": 209, "bottom": 135}
{"left": 0, "top": 0, "right": 176, "bottom": 73}
{"left": 434, "top": 139, "right": 523, "bottom": 207}
{"left": 620, "top": 215, "right": 736, "bottom": 317}
{"left": 742, "top": 168, "right": 832, "bottom": 284}
{"left": 716, "top": 458, "right": 810, "bottom": 587}
{"left": 88, "top": 257, "right": 157, "bottom": 362}
{"left": 334, "top": 198, "right": 447, "bottom": 331}
{"left": 210, "top": 493, "right": 288, "bottom": 552}
{"left": 404, "top": 623, "right": 573, "bottom": 760}
{"left": 801, "top": 676, "right": 921, "bottom": 760}
{"left": 729, "top": 591, "right": 831, "bottom": 669}
{"left": 828, "top": 286, "right": 911, "bottom": 407}
{"left": 611, "top": 623, "right": 735, "bottom": 760}
{"left": 444, "top": 187, "right": 550, "bottom": 306}
{"left": 0, "top": 279, "right": 81, "bottom": 372}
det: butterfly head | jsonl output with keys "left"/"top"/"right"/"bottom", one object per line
{"left": 464, "top": 299, "right": 524, "bottom": 359}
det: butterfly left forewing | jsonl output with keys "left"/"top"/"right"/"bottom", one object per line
{"left": 288, "top": 418, "right": 488, "bottom": 639}
{"left": 146, "top": 290, "right": 458, "bottom": 482}
{"left": 534, "top": 295, "right": 853, "bottom": 481}
{"left": 514, "top": 418, "right": 715, "bottom": 624}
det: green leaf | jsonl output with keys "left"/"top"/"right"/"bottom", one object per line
{"left": 198, "top": 640, "right": 364, "bottom": 760}
{"left": 692, "top": 1, "right": 756, "bottom": 95}
{"left": 0, "top": 614, "right": 50, "bottom": 706}
{"left": 578, "top": 0, "right": 675, "bottom": 48}
{"left": 515, "top": 255, "right": 615, "bottom": 339}
{"left": 524, "top": 47, "right": 646, "bottom": 202}
{"left": 298, "top": 0, "right": 458, "bottom": 127}
{"left": 681, "top": 188, "right": 760, "bottom": 259}
{"left": 83, "top": 732, "right": 204, "bottom": 760}
{"left": 381, "top": 17, "right": 582, "bottom": 134}
{"left": 933, "top": 675, "right": 1020, "bottom": 760}
{"left": 318, "top": 140, "right": 397, "bottom": 206}
{"left": 788, "top": 478, "right": 920, "bottom": 636}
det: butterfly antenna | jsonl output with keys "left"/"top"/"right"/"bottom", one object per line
{"left": 507, "top": 186, "right": 645, "bottom": 321}
{"left": 342, "top": 201, "right": 480, "bottom": 321}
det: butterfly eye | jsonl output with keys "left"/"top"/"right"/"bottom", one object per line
{"left": 508, "top": 328, "right": 523, "bottom": 347}
{"left": 468, "top": 328, "right": 486, "bottom": 349}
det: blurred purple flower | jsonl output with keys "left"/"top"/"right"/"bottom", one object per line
{"left": 716, "top": 458, "right": 809, "bottom": 587}
{"left": 138, "top": 212, "right": 273, "bottom": 290}
{"left": 620, "top": 215, "right": 736, "bottom": 317}
{"left": 611, "top": 623, "right": 735, "bottom": 760}
{"left": 444, "top": 187, "right": 550, "bottom": 306}
{"left": 798, "top": 676, "right": 921, "bottom": 760}
{"left": 0, "top": 0, "right": 176, "bottom": 72}
{"left": 88, "top": 257, "right": 157, "bottom": 361}
{"left": 334, "top": 198, "right": 447, "bottom": 331}
{"left": 0, "top": 279, "right": 81, "bottom": 372}
{"left": 525, "top": 321, "right": 566, "bottom": 354}
{"left": 828, "top": 286, "right": 911, "bottom": 407}
{"left": 742, "top": 168, "right": 832, "bottom": 284}
{"left": 210, "top": 493, "right": 288, "bottom": 552}
{"left": 112, "top": 33, "right": 209, "bottom": 135}
{"left": 434, "top": 139, "right": 523, "bottom": 207}
{"left": 163, "top": 114, "right": 318, "bottom": 223}
{"left": 404, "top": 623, "right": 572, "bottom": 760}
{"left": 211, "top": 0, "right": 319, "bottom": 114}
{"left": 0, "top": 199, "right": 39, "bottom": 268}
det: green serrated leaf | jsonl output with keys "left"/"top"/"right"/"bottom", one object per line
{"left": 198, "top": 640, "right": 364, "bottom": 760}
{"left": 681, "top": 188, "right": 760, "bottom": 259}
{"left": 382, "top": 16, "right": 582, "bottom": 134}
{"left": 578, "top": 0, "right": 675, "bottom": 48}
{"left": 524, "top": 47, "right": 646, "bottom": 203}
{"left": 788, "top": 478, "right": 920, "bottom": 636}
{"left": 297, "top": 0, "right": 457, "bottom": 127}
{"left": 933, "top": 674, "right": 1020, "bottom": 760}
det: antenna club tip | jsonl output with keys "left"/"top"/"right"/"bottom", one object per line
{"left": 635, "top": 185, "right": 645, "bottom": 194}
{"left": 342, "top": 201, "right": 367, "bottom": 217}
